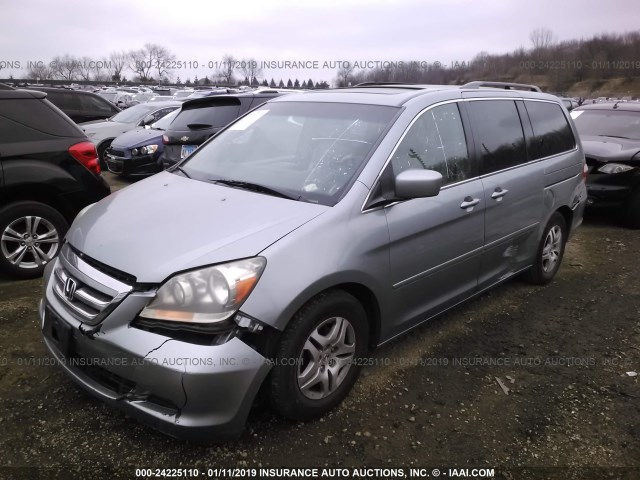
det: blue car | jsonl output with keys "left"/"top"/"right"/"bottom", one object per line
{"left": 105, "top": 109, "right": 179, "bottom": 176}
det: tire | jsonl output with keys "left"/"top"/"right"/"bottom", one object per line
{"left": 523, "top": 212, "right": 567, "bottom": 285}
{"left": 269, "top": 290, "right": 369, "bottom": 421}
{"left": 0, "top": 202, "right": 68, "bottom": 279}
{"left": 624, "top": 189, "right": 640, "bottom": 229}
{"left": 97, "top": 140, "right": 112, "bottom": 170}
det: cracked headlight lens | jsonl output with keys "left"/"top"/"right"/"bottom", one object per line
{"left": 140, "top": 257, "right": 266, "bottom": 325}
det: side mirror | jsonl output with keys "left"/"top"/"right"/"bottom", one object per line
{"left": 394, "top": 169, "right": 443, "bottom": 199}
{"left": 141, "top": 114, "right": 155, "bottom": 126}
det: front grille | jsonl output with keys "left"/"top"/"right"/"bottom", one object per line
{"left": 108, "top": 149, "right": 126, "bottom": 157}
{"left": 53, "top": 266, "right": 114, "bottom": 322}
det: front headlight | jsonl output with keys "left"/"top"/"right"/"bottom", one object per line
{"left": 139, "top": 257, "right": 266, "bottom": 326}
{"left": 140, "top": 144, "right": 159, "bottom": 155}
{"left": 598, "top": 163, "right": 635, "bottom": 174}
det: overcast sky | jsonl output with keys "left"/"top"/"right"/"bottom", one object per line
{"left": 1, "top": 0, "right": 638, "bottom": 84}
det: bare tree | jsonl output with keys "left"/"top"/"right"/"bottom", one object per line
{"left": 76, "top": 56, "right": 94, "bottom": 81}
{"left": 51, "top": 54, "right": 80, "bottom": 80}
{"left": 129, "top": 48, "right": 154, "bottom": 82}
{"left": 25, "top": 62, "right": 53, "bottom": 80}
{"left": 146, "top": 43, "right": 176, "bottom": 81}
{"left": 530, "top": 27, "right": 556, "bottom": 50}
{"left": 91, "top": 57, "right": 112, "bottom": 82}
{"left": 108, "top": 51, "right": 127, "bottom": 81}
{"left": 336, "top": 62, "right": 355, "bottom": 87}
{"left": 217, "top": 54, "right": 236, "bottom": 85}
{"left": 237, "top": 58, "right": 262, "bottom": 84}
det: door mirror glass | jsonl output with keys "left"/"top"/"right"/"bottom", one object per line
{"left": 141, "top": 114, "right": 155, "bottom": 126}
{"left": 394, "top": 169, "right": 442, "bottom": 199}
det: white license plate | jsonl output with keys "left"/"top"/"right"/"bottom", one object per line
{"left": 180, "top": 145, "right": 198, "bottom": 159}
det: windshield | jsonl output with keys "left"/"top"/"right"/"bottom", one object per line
{"left": 110, "top": 103, "right": 162, "bottom": 123}
{"left": 174, "top": 91, "right": 194, "bottom": 98}
{"left": 151, "top": 109, "right": 179, "bottom": 130}
{"left": 572, "top": 109, "right": 640, "bottom": 140}
{"left": 180, "top": 102, "right": 398, "bottom": 206}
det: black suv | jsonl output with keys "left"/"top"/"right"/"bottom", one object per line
{"left": 27, "top": 87, "right": 121, "bottom": 123}
{"left": 0, "top": 87, "right": 111, "bottom": 278}
{"left": 571, "top": 102, "right": 640, "bottom": 227}
{"left": 160, "top": 92, "right": 285, "bottom": 169}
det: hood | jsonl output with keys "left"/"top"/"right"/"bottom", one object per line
{"left": 66, "top": 172, "right": 328, "bottom": 283}
{"left": 581, "top": 135, "right": 640, "bottom": 163}
{"left": 81, "top": 121, "right": 133, "bottom": 144}
{"left": 111, "top": 127, "right": 164, "bottom": 150}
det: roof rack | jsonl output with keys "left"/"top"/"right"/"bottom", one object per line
{"left": 462, "top": 81, "right": 541, "bottom": 92}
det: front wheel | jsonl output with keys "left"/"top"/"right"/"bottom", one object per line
{"left": 97, "top": 140, "right": 112, "bottom": 170}
{"left": 269, "top": 290, "right": 369, "bottom": 421}
{"left": 0, "top": 202, "right": 68, "bottom": 279}
{"left": 523, "top": 212, "right": 567, "bottom": 285}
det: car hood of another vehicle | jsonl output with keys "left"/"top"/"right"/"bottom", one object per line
{"left": 581, "top": 135, "right": 640, "bottom": 163}
{"left": 111, "top": 127, "right": 164, "bottom": 150}
{"left": 81, "top": 120, "right": 135, "bottom": 143}
{"left": 66, "top": 171, "right": 328, "bottom": 283}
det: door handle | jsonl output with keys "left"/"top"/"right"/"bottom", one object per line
{"left": 460, "top": 197, "right": 480, "bottom": 210}
{"left": 491, "top": 187, "right": 509, "bottom": 200}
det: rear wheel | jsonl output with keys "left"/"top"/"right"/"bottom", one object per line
{"left": 269, "top": 290, "right": 368, "bottom": 421}
{"left": 0, "top": 202, "right": 68, "bottom": 279}
{"left": 523, "top": 212, "right": 567, "bottom": 285}
{"left": 624, "top": 189, "right": 640, "bottom": 229}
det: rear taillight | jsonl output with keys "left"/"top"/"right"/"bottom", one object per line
{"left": 162, "top": 134, "right": 169, "bottom": 145}
{"left": 582, "top": 162, "right": 589, "bottom": 181}
{"left": 69, "top": 141, "right": 100, "bottom": 175}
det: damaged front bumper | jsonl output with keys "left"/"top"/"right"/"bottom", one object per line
{"left": 40, "top": 256, "right": 272, "bottom": 441}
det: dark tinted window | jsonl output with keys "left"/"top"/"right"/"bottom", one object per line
{"left": 467, "top": 100, "right": 526, "bottom": 174}
{"left": 44, "top": 91, "right": 80, "bottom": 110}
{"left": 0, "top": 115, "right": 50, "bottom": 142}
{"left": 391, "top": 103, "right": 471, "bottom": 185}
{"left": 0, "top": 98, "right": 83, "bottom": 137}
{"left": 79, "top": 94, "right": 116, "bottom": 114}
{"left": 525, "top": 101, "right": 575, "bottom": 159}
{"left": 171, "top": 105, "right": 241, "bottom": 130}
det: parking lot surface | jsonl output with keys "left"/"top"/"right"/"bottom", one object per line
{"left": 0, "top": 173, "right": 638, "bottom": 480}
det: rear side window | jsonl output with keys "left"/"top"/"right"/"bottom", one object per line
{"left": 0, "top": 115, "right": 51, "bottom": 142}
{"left": 525, "top": 101, "right": 575, "bottom": 159}
{"left": 79, "top": 94, "right": 116, "bottom": 114}
{"left": 390, "top": 103, "right": 471, "bottom": 185}
{"left": 44, "top": 91, "right": 80, "bottom": 110}
{"left": 0, "top": 98, "right": 83, "bottom": 137}
{"left": 171, "top": 105, "right": 241, "bottom": 130}
{"left": 467, "top": 100, "right": 526, "bottom": 174}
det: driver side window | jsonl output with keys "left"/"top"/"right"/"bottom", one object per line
{"left": 391, "top": 103, "right": 471, "bottom": 186}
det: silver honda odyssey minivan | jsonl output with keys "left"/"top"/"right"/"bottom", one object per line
{"left": 41, "top": 82, "right": 587, "bottom": 439}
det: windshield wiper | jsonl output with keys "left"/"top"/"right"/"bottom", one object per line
{"left": 598, "top": 134, "right": 632, "bottom": 140}
{"left": 209, "top": 178, "right": 300, "bottom": 200}
{"left": 171, "top": 164, "right": 191, "bottom": 178}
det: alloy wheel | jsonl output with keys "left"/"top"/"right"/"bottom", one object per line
{"left": 0, "top": 216, "right": 60, "bottom": 270}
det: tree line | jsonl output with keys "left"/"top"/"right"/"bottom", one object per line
{"left": 337, "top": 29, "right": 640, "bottom": 93}
{"left": 5, "top": 30, "right": 640, "bottom": 93}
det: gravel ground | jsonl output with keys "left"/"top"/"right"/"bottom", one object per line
{"left": 0, "top": 173, "right": 638, "bottom": 480}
